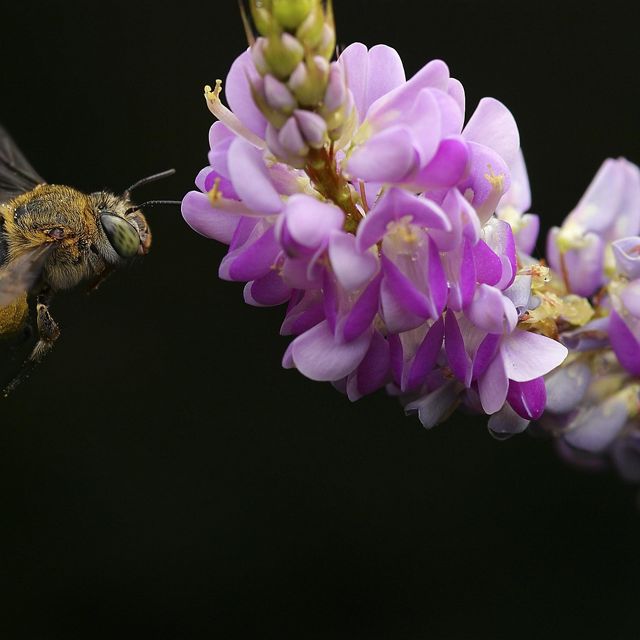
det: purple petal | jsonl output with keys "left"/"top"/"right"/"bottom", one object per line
{"left": 466, "top": 284, "right": 518, "bottom": 334}
{"left": 291, "top": 320, "right": 371, "bottom": 381}
{"left": 208, "top": 122, "right": 235, "bottom": 178}
{"left": 328, "top": 231, "right": 378, "bottom": 293}
{"left": 410, "top": 136, "right": 470, "bottom": 191}
{"left": 488, "top": 403, "right": 530, "bottom": 436}
{"left": 228, "top": 138, "right": 283, "bottom": 214}
{"left": 473, "top": 240, "right": 502, "bottom": 286}
{"left": 471, "top": 333, "right": 501, "bottom": 380}
{"left": 225, "top": 50, "right": 267, "bottom": 138}
{"left": 563, "top": 398, "right": 629, "bottom": 453}
{"left": 462, "top": 97, "right": 520, "bottom": 167}
{"left": 347, "top": 125, "right": 417, "bottom": 183}
{"left": 609, "top": 310, "right": 640, "bottom": 376}
{"left": 458, "top": 142, "right": 511, "bottom": 224}
{"left": 347, "top": 330, "right": 391, "bottom": 400}
{"left": 181, "top": 191, "right": 240, "bottom": 244}
{"left": 498, "top": 148, "right": 531, "bottom": 212}
{"left": 280, "top": 291, "right": 325, "bottom": 336}
{"left": 478, "top": 354, "right": 509, "bottom": 414}
{"left": 612, "top": 236, "right": 640, "bottom": 279}
{"left": 220, "top": 224, "right": 280, "bottom": 282}
{"left": 357, "top": 188, "right": 450, "bottom": 251}
{"left": 515, "top": 214, "right": 539, "bottom": 256}
{"left": 444, "top": 311, "right": 471, "bottom": 385}
{"left": 501, "top": 330, "right": 568, "bottom": 382}
{"left": 243, "top": 269, "right": 292, "bottom": 307}
{"left": 341, "top": 272, "right": 382, "bottom": 342}
{"left": 444, "top": 237, "right": 476, "bottom": 311}
{"left": 482, "top": 220, "right": 517, "bottom": 290}
{"left": 404, "top": 380, "right": 461, "bottom": 429}
{"left": 279, "top": 195, "right": 344, "bottom": 251}
{"left": 544, "top": 360, "right": 592, "bottom": 414}
{"left": 507, "top": 377, "right": 546, "bottom": 420}
{"left": 621, "top": 280, "right": 640, "bottom": 317}
{"left": 380, "top": 278, "right": 426, "bottom": 334}
{"left": 367, "top": 59, "right": 449, "bottom": 120}
{"left": 404, "top": 317, "right": 444, "bottom": 392}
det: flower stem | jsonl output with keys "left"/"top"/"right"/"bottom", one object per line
{"left": 305, "top": 146, "right": 362, "bottom": 233}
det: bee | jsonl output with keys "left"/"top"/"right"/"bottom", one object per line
{"left": 0, "top": 123, "right": 178, "bottom": 395}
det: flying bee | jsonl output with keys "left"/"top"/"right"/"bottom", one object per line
{"left": 0, "top": 123, "right": 179, "bottom": 395}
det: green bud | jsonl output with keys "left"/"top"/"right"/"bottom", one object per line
{"left": 295, "top": 3, "right": 325, "bottom": 50}
{"left": 288, "top": 55, "right": 329, "bottom": 107}
{"left": 264, "top": 33, "right": 305, "bottom": 79}
{"left": 249, "top": 81, "right": 289, "bottom": 129}
{"left": 250, "top": 1, "right": 276, "bottom": 36}
{"left": 317, "top": 23, "right": 336, "bottom": 60}
{"left": 272, "top": 0, "right": 315, "bottom": 31}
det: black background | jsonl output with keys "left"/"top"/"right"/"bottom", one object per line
{"left": 1, "top": 1, "right": 639, "bottom": 638}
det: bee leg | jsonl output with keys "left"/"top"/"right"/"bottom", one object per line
{"left": 2, "top": 296, "right": 60, "bottom": 397}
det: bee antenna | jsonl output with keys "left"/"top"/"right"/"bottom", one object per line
{"left": 124, "top": 200, "right": 182, "bottom": 216}
{"left": 124, "top": 168, "right": 176, "bottom": 196}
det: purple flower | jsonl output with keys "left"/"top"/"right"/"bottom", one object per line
{"left": 182, "top": 28, "right": 581, "bottom": 450}
{"left": 546, "top": 157, "right": 640, "bottom": 296}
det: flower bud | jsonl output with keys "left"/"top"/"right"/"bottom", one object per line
{"left": 272, "top": 0, "right": 316, "bottom": 31}
{"left": 288, "top": 55, "right": 329, "bottom": 107}
{"left": 263, "top": 32, "right": 305, "bottom": 79}
{"left": 250, "top": 1, "right": 276, "bottom": 36}
{"left": 294, "top": 109, "right": 327, "bottom": 148}
{"left": 279, "top": 116, "right": 309, "bottom": 156}
{"left": 295, "top": 2, "right": 325, "bottom": 49}
{"left": 264, "top": 74, "right": 296, "bottom": 113}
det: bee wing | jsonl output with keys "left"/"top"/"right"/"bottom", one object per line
{"left": 0, "top": 123, "right": 45, "bottom": 203}
{"left": 0, "top": 244, "right": 53, "bottom": 307}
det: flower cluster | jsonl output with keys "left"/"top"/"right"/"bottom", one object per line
{"left": 183, "top": 1, "right": 640, "bottom": 483}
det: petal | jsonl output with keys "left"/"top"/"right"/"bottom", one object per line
{"left": 488, "top": 403, "right": 530, "bottom": 436}
{"left": 280, "top": 195, "right": 344, "bottom": 250}
{"left": 544, "top": 359, "right": 592, "bottom": 414}
{"left": 621, "top": 280, "right": 640, "bottom": 317}
{"left": 280, "top": 291, "right": 325, "bottom": 336}
{"left": 507, "top": 377, "right": 546, "bottom": 420}
{"left": 228, "top": 138, "right": 283, "bottom": 214}
{"left": 328, "top": 231, "right": 378, "bottom": 293}
{"left": 462, "top": 97, "right": 520, "bottom": 167}
{"left": 473, "top": 240, "right": 502, "bottom": 286}
{"left": 221, "top": 225, "right": 280, "bottom": 282}
{"left": 410, "top": 136, "right": 470, "bottom": 191}
{"left": 612, "top": 236, "right": 640, "bottom": 280}
{"left": 501, "top": 330, "right": 568, "bottom": 382}
{"left": 404, "top": 380, "right": 461, "bottom": 429}
{"left": 225, "top": 50, "right": 267, "bottom": 138}
{"left": 444, "top": 311, "right": 471, "bottom": 385}
{"left": 291, "top": 320, "right": 371, "bottom": 381}
{"left": 181, "top": 191, "right": 240, "bottom": 244}
{"left": 347, "top": 329, "right": 391, "bottom": 400}
{"left": 356, "top": 188, "right": 450, "bottom": 251}
{"left": 364, "top": 45, "right": 406, "bottom": 112}
{"left": 498, "top": 148, "right": 531, "bottom": 212}
{"left": 347, "top": 125, "right": 418, "bottom": 183}
{"left": 243, "top": 269, "right": 292, "bottom": 307}
{"left": 609, "top": 310, "right": 640, "bottom": 376}
{"left": 341, "top": 271, "right": 382, "bottom": 342}
{"left": 459, "top": 142, "right": 511, "bottom": 224}
{"left": 466, "top": 284, "right": 518, "bottom": 334}
{"left": 478, "top": 354, "right": 509, "bottom": 414}
{"left": 404, "top": 317, "right": 444, "bottom": 392}
{"left": 564, "top": 398, "right": 629, "bottom": 453}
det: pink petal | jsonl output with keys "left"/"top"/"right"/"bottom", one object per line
{"left": 228, "top": 138, "right": 283, "bottom": 214}
{"left": 328, "top": 231, "right": 379, "bottom": 293}
{"left": 501, "top": 330, "right": 568, "bottom": 382}
{"left": 462, "top": 97, "right": 520, "bottom": 167}
{"left": 225, "top": 50, "right": 267, "bottom": 138}
{"left": 291, "top": 321, "right": 371, "bottom": 381}
{"left": 181, "top": 191, "right": 240, "bottom": 244}
{"left": 478, "top": 354, "right": 509, "bottom": 414}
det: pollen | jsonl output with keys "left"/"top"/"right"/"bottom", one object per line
{"left": 484, "top": 164, "right": 505, "bottom": 191}
{"left": 207, "top": 177, "right": 222, "bottom": 206}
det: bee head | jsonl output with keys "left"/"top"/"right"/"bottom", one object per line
{"left": 90, "top": 169, "right": 178, "bottom": 263}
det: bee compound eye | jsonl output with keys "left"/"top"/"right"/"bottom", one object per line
{"left": 100, "top": 213, "right": 141, "bottom": 258}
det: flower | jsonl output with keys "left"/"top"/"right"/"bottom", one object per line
{"left": 181, "top": 4, "right": 640, "bottom": 488}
